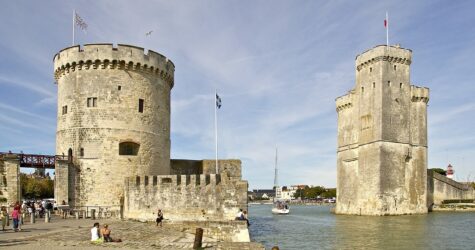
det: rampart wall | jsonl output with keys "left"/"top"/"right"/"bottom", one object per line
{"left": 427, "top": 170, "right": 475, "bottom": 206}
{"left": 124, "top": 172, "right": 248, "bottom": 221}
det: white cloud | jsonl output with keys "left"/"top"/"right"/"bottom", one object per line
{"left": 0, "top": 0, "right": 474, "bottom": 189}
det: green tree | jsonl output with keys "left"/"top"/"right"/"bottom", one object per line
{"left": 430, "top": 168, "right": 446, "bottom": 176}
{"left": 20, "top": 174, "right": 54, "bottom": 199}
{"left": 293, "top": 188, "right": 305, "bottom": 199}
{"left": 321, "top": 188, "right": 336, "bottom": 198}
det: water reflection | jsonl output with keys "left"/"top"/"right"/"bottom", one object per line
{"left": 334, "top": 213, "right": 428, "bottom": 249}
{"left": 249, "top": 204, "right": 475, "bottom": 250}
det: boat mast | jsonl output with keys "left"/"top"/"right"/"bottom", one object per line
{"left": 274, "top": 147, "right": 278, "bottom": 197}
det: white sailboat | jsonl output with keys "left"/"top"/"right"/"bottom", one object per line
{"left": 272, "top": 147, "right": 290, "bottom": 215}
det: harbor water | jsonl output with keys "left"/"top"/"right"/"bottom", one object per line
{"left": 249, "top": 204, "right": 475, "bottom": 250}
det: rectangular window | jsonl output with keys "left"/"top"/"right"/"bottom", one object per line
{"left": 62, "top": 105, "right": 68, "bottom": 115}
{"left": 139, "top": 99, "right": 144, "bottom": 113}
{"left": 87, "top": 97, "right": 97, "bottom": 107}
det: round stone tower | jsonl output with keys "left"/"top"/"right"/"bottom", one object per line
{"left": 53, "top": 44, "right": 174, "bottom": 207}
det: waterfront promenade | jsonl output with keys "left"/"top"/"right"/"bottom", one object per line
{"left": 0, "top": 215, "right": 264, "bottom": 249}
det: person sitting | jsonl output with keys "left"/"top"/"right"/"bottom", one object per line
{"left": 90, "top": 222, "right": 103, "bottom": 243}
{"left": 101, "top": 224, "right": 112, "bottom": 242}
{"left": 235, "top": 209, "right": 244, "bottom": 220}
{"left": 243, "top": 210, "right": 250, "bottom": 226}
{"left": 100, "top": 224, "right": 122, "bottom": 242}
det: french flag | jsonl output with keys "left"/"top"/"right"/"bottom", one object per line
{"left": 384, "top": 12, "right": 388, "bottom": 28}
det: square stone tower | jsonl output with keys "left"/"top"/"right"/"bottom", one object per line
{"left": 335, "top": 45, "right": 429, "bottom": 215}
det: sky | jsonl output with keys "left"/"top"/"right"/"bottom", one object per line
{"left": 1, "top": 0, "right": 474, "bottom": 189}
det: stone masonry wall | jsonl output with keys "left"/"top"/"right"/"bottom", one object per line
{"left": 427, "top": 170, "right": 475, "bottom": 206}
{"left": 336, "top": 45, "right": 429, "bottom": 215}
{"left": 0, "top": 155, "right": 21, "bottom": 204}
{"left": 124, "top": 172, "right": 248, "bottom": 221}
{"left": 0, "top": 159, "right": 6, "bottom": 203}
{"left": 54, "top": 44, "right": 174, "bottom": 208}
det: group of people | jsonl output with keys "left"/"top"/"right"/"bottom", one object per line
{"left": 235, "top": 208, "right": 250, "bottom": 226}
{"left": 0, "top": 202, "right": 22, "bottom": 232}
{"left": 22, "top": 200, "right": 54, "bottom": 218}
{"left": 90, "top": 222, "right": 121, "bottom": 243}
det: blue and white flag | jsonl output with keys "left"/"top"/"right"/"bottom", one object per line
{"left": 216, "top": 94, "right": 222, "bottom": 109}
{"left": 75, "top": 12, "right": 88, "bottom": 30}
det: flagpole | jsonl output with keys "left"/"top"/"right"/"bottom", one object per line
{"left": 72, "top": 9, "right": 75, "bottom": 46}
{"left": 214, "top": 89, "right": 219, "bottom": 174}
{"left": 386, "top": 11, "right": 389, "bottom": 47}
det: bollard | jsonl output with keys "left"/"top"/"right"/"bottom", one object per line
{"left": 91, "top": 209, "right": 96, "bottom": 220}
{"left": 45, "top": 212, "right": 50, "bottom": 223}
{"left": 193, "top": 228, "right": 204, "bottom": 249}
{"left": 30, "top": 213, "right": 36, "bottom": 224}
{"left": 75, "top": 211, "right": 79, "bottom": 220}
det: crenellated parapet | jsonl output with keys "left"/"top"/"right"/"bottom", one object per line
{"left": 335, "top": 93, "right": 353, "bottom": 112}
{"left": 53, "top": 44, "right": 175, "bottom": 88}
{"left": 411, "top": 85, "right": 429, "bottom": 103}
{"left": 356, "top": 45, "right": 412, "bottom": 71}
{"left": 124, "top": 172, "right": 248, "bottom": 221}
{"left": 127, "top": 174, "right": 222, "bottom": 187}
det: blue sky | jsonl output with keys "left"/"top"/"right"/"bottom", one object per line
{"left": 1, "top": 1, "right": 474, "bottom": 189}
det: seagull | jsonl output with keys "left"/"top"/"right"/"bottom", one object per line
{"left": 145, "top": 30, "right": 153, "bottom": 36}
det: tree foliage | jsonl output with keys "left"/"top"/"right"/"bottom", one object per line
{"left": 431, "top": 168, "right": 446, "bottom": 176}
{"left": 293, "top": 186, "right": 336, "bottom": 199}
{"left": 20, "top": 174, "right": 54, "bottom": 199}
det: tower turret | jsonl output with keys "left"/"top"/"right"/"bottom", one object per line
{"left": 336, "top": 45, "right": 429, "bottom": 215}
{"left": 53, "top": 44, "right": 175, "bottom": 207}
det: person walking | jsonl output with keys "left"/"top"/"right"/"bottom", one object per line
{"left": 11, "top": 207, "right": 20, "bottom": 232}
{"left": 0, "top": 206, "right": 7, "bottom": 231}
{"left": 156, "top": 209, "right": 164, "bottom": 227}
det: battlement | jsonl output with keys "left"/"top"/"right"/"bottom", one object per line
{"left": 356, "top": 45, "right": 412, "bottom": 71}
{"left": 335, "top": 92, "right": 353, "bottom": 112}
{"left": 124, "top": 173, "right": 248, "bottom": 221}
{"left": 127, "top": 174, "right": 222, "bottom": 187}
{"left": 53, "top": 44, "right": 174, "bottom": 87}
{"left": 411, "top": 85, "right": 429, "bottom": 103}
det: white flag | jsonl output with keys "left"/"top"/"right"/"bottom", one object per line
{"left": 75, "top": 12, "right": 88, "bottom": 30}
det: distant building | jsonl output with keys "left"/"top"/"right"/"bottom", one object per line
{"left": 250, "top": 189, "right": 275, "bottom": 200}
{"left": 280, "top": 186, "right": 296, "bottom": 200}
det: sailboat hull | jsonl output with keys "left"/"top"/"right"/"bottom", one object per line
{"left": 272, "top": 207, "right": 290, "bottom": 214}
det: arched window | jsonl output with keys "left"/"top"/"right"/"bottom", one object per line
{"left": 68, "top": 148, "right": 73, "bottom": 162}
{"left": 119, "top": 142, "right": 140, "bottom": 155}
